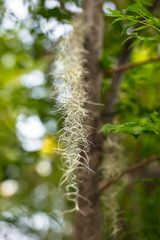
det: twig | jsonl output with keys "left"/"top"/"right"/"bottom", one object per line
{"left": 104, "top": 56, "right": 160, "bottom": 75}
{"left": 99, "top": 155, "right": 160, "bottom": 193}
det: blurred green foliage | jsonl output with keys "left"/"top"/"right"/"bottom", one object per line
{"left": 0, "top": 0, "right": 160, "bottom": 239}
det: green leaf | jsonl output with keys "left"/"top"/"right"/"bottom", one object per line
{"left": 122, "top": 21, "right": 138, "bottom": 35}
{"left": 113, "top": 122, "right": 138, "bottom": 134}
{"left": 122, "top": 36, "right": 134, "bottom": 45}
{"left": 130, "top": 125, "right": 144, "bottom": 137}
{"left": 106, "top": 9, "right": 121, "bottom": 16}
{"left": 128, "top": 38, "right": 142, "bottom": 48}
{"left": 112, "top": 17, "right": 124, "bottom": 24}
{"left": 126, "top": 3, "right": 140, "bottom": 14}
{"left": 99, "top": 123, "right": 116, "bottom": 134}
{"left": 134, "top": 25, "right": 148, "bottom": 31}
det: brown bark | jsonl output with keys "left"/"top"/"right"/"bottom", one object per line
{"left": 75, "top": 1, "right": 104, "bottom": 240}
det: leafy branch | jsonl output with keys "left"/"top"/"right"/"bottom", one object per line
{"left": 99, "top": 155, "right": 160, "bottom": 193}
{"left": 100, "top": 113, "right": 160, "bottom": 138}
{"left": 106, "top": 1, "right": 160, "bottom": 47}
{"left": 102, "top": 0, "right": 160, "bottom": 124}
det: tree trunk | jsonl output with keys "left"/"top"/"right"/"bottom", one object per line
{"left": 75, "top": 1, "right": 104, "bottom": 240}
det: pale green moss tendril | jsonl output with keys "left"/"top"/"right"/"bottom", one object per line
{"left": 100, "top": 137, "right": 127, "bottom": 237}
{"left": 53, "top": 17, "right": 90, "bottom": 212}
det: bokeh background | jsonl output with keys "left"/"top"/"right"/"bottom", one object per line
{"left": 0, "top": 0, "right": 160, "bottom": 239}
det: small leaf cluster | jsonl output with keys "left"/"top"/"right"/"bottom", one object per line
{"left": 100, "top": 113, "right": 160, "bottom": 139}
{"left": 106, "top": 0, "right": 160, "bottom": 47}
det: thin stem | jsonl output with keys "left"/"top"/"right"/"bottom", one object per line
{"left": 99, "top": 155, "right": 160, "bottom": 193}
{"left": 104, "top": 55, "right": 160, "bottom": 75}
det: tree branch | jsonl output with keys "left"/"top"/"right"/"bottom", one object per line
{"left": 99, "top": 155, "right": 160, "bottom": 193}
{"left": 104, "top": 56, "right": 160, "bottom": 75}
